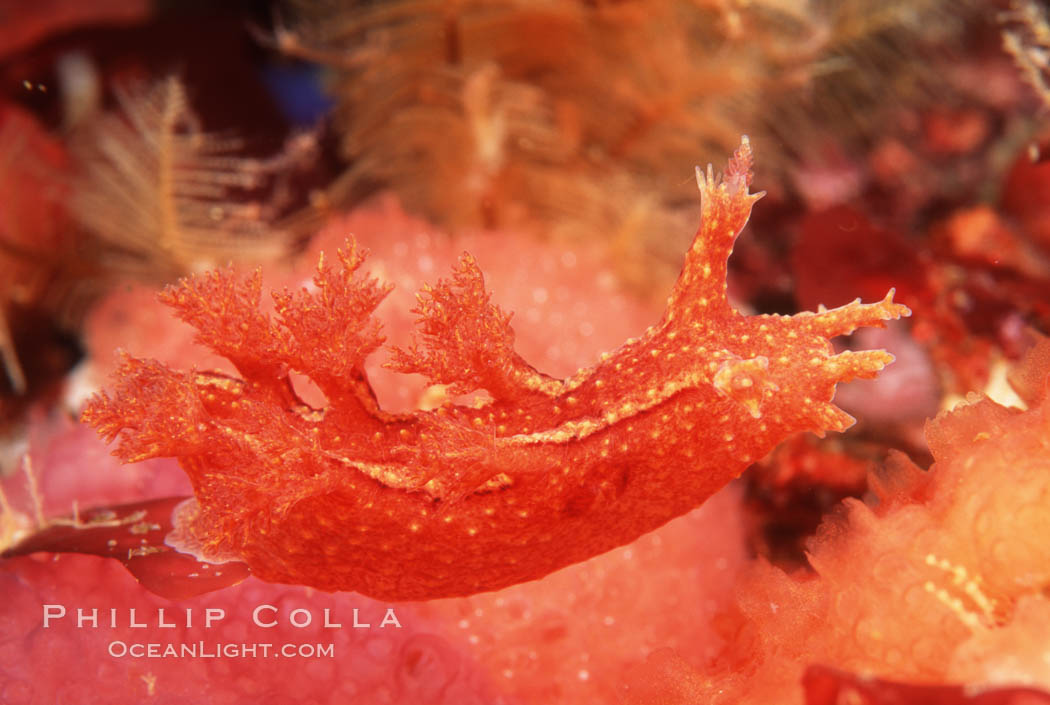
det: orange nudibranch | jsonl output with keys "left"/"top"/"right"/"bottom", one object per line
{"left": 83, "top": 138, "right": 909, "bottom": 601}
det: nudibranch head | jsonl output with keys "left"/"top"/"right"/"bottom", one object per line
{"left": 671, "top": 137, "right": 908, "bottom": 436}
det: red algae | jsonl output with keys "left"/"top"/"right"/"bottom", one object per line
{"left": 741, "top": 434, "right": 876, "bottom": 569}
{"left": 78, "top": 139, "right": 907, "bottom": 601}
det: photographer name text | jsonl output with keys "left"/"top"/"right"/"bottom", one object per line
{"left": 42, "top": 604, "right": 402, "bottom": 630}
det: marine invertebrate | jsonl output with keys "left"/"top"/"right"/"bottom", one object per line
{"left": 77, "top": 139, "right": 907, "bottom": 600}
{"left": 279, "top": 0, "right": 979, "bottom": 297}
{"left": 69, "top": 76, "right": 307, "bottom": 279}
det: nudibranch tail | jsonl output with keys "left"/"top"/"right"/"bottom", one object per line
{"left": 75, "top": 137, "right": 910, "bottom": 601}
{"left": 81, "top": 354, "right": 215, "bottom": 462}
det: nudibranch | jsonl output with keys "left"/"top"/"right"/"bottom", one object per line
{"left": 80, "top": 138, "right": 909, "bottom": 600}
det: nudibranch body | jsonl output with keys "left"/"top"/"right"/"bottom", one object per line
{"left": 83, "top": 139, "right": 908, "bottom": 600}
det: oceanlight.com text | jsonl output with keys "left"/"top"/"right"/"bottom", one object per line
{"left": 108, "top": 641, "right": 335, "bottom": 659}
